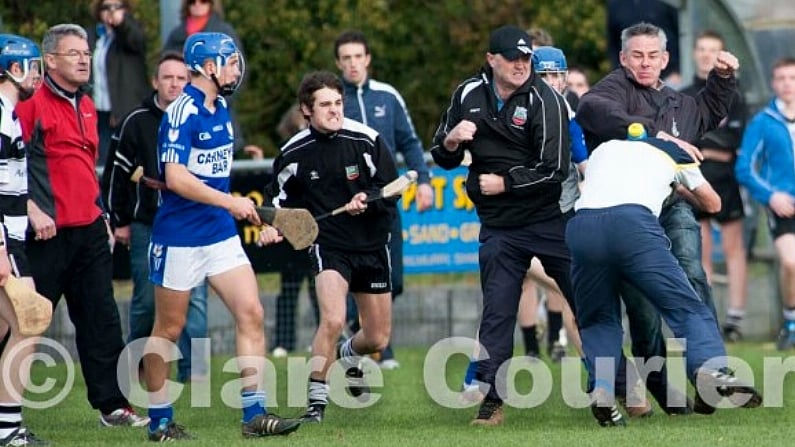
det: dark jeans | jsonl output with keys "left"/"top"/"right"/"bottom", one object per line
{"left": 26, "top": 217, "right": 129, "bottom": 413}
{"left": 619, "top": 200, "right": 716, "bottom": 405}
{"left": 97, "top": 110, "right": 113, "bottom": 168}
{"left": 126, "top": 222, "right": 208, "bottom": 381}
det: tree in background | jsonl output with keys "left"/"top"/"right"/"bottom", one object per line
{"left": 0, "top": 0, "right": 607, "bottom": 157}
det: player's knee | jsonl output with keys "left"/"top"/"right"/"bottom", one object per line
{"left": 781, "top": 257, "right": 795, "bottom": 276}
{"left": 319, "top": 317, "right": 346, "bottom": 337}
{"left": 367, "top": 330, "right": 390, "bottom": 352}
{"left": 152, "top": 315, "right": 187, "bottom": 342}
{"left": 235, "top": 301, "right": 264, "bottom": 329}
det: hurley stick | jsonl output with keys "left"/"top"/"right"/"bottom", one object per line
{"left": 130, "top": 166, "right": 318, "bottom": 249}
{"left": 315, "top": 170, "right": 418, "bottom": 221}
{"left": 255, "top": 207, "right": 318, "bottom": 250}
{"left": 4, "top": 276, "right": 53, "bottom": 336}
{"left": 130, "top": 166, "right": 167, "bottom": 190}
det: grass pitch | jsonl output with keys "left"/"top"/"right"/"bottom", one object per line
{"left": 23, "top": 343, "right": 795, "bottom": 446}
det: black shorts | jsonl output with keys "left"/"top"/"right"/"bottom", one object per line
{"left": 309, "top": 244, "right": 392, "bottom": 294}
{"left": 767, "top": 212, "right": 795, "bottom": 240}
{"left": 693, "top": 159, "right": 745, "bottom": 223}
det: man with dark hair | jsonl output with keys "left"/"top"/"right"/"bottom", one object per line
{"left": 16, "top": 23, "right": 149, "bottom": 427}
{"left": 102, "top": 51, "right": 210, "bottom": 384}
{"left": 261, "top": 70, "right": 399, "bottom": 424}
{"left": 431, "top": 25, "right": 571, "bottom": 425}
{"left": 577, "top": 21, "right": 740, "bottom": 415}
{"left": 333, "top": 30, "right": 432, "bottom": 369}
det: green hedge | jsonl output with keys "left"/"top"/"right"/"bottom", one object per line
{"left": 1, "top": 0, "right": 608, "bottom": 157}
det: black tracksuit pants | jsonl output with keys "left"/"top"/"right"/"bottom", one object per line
{"left": 475, "top": 215, "right": 574, "bottom": 403}
{"left": 26, "top": 217, "right": 129, "bottom": 414}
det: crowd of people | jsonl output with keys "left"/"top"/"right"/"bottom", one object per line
{"left": 0, "top": 0, "right": 792, "bottom": 442}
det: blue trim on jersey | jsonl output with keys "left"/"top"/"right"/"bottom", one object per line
{"left": 151, "top": 84, "right": 237, "bottom": 247}
{"left": 645, "top": 137, "right": 696, "bottom": 165}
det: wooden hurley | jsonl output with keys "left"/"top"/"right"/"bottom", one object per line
{"left": 130, "top": 166, "right": 319, "bottom": 250}
{"left": 314, "top": 170, "right": 418, "bottom": 221}
{"left": 256, "top": 207, "right": 318, "bottom": 250}
{"left": 130, "top": 166, "right": 167, "bottom": 190}
{"left": 4, "top": 276, "right": 53, "bottom": 336}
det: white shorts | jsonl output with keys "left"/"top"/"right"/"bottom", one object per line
{"left": 149, "top": 235, "right": 250, "bottom": 291}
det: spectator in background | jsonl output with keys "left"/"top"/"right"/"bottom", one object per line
{"left": 735, "top": 57, "right": 795, "bottom": 351}
{"left": 89, "top": 0, "right": 148, "bottom": 167}
{"left": 681, "top": 30, "right": 748, "bottom": 342}
{"left": 566, "top": 67, "right": 590, "bottom": 98}
{"left": 163, "top": 0, "right": 238, "bottom": 54}
{"left": 270, "top": 103, "right": 319, "bottom": 357}
{"left": 607, "top": 0, "right": 681, "bottom": 85}
{"left": 163, "top": 0, "right": 262, "bottom": 159}
{"left": 101, "top": 52, "right": 209, "bottom": 383}
{"left": 334, "top": 30, "right": 433, "bottom": 370}
{"left": 16, "top": 23, "right": 149, "bottom": 428}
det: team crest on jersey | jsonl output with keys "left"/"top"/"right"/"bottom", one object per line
{"left": 512, "top": 106, "right": 528, "bottom": 126}
{"left": 345, "top": 165, "right": 359, "bottom": 180}
{"left": 310, "top": 170, "right": 320, "bottom": 180}
{"left": 168, "top": 127, "right": 180, "bottom": 143}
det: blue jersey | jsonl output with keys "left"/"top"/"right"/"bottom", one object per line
{"left": 151, "top": 84, "right": 237, "bottom": 246}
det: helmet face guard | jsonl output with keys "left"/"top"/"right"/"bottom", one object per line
{"left": 184, "top": 32, "right": 245, "bottom": 96}
{"left": 532, "top": 46, "right": 568, "bottom": 90}
{"left": 0, "top": 34, "right": 42, "bottom": 98}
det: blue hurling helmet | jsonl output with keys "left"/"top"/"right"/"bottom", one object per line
{"left": 183, "top": 32, "right": 244, "bottom": 96}
{"left": 0, "top": 33, "right": 42, "bottom": 96}
{"left": 531, "top": 46, "right": 568, "bottom": 74}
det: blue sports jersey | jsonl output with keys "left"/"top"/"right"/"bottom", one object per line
{"left": 151, "top": 84, "right": 237, "bottom": 247}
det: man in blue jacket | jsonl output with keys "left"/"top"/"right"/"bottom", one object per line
{"left": 735, "top": 57, "right": 795, "bottom": 351}
{"left": 334, "top": 30, "right": 432, "bottom": 369}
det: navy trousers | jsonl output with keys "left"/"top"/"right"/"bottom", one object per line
{"left": 476, "top": 215, "right": 574, "bottom": 403}
{"left": 566, "top": 205, "right": 726, "bottom": 395}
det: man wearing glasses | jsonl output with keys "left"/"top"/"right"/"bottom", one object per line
{"left": 16, "top": 23, "right": 149, "bottom": 428}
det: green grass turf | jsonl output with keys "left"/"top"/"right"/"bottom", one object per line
{"left": 21, "top": 343, "right": 795, "bottom": 446}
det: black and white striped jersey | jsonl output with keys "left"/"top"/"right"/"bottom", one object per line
{"left": 0, "top": 93, "right": 28, "bottom": 242}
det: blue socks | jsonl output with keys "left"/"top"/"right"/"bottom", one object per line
{"left": 241, "top": 391, "right": 267, "bottom": 423}
{"left": 148, "top": 405, "right": 173, "bottom": 432}
{"left": 463, "top": 359, "right": 478, "bottom": 387}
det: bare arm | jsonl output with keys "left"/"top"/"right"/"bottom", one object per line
{"left": 677, "top": 182, "right": 721, "bottom": 214}
{"left": 164, "top": 163, "right": 260, "bottom": 224}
